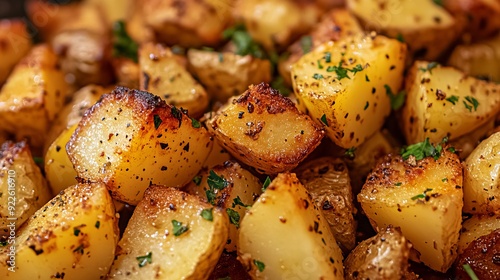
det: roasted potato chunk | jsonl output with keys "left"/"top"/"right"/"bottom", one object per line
{"left": 112, "top": 57, "right": 140, "bottom": 89}
{"left": 401, "top": 61, "right": 500, "bottom": 144}
{"left": 347, "top": 0, "right": 461, "bottom": 60}
{"left": 295, "top": 157, "right": 357, "bottom": 251}
{"left": 238, "top": 173, "right": 344, "bottom": 279}
{"left": 0, "top": 19, "right": 32, "bottom": 84}
{"left": 458, "top": 214, "right": 500, "bottom": 254}
{"left": 292, "top": 34, "right": 406, "bottom": 148}
{"left": 202, "top": 138, "right": 232, "bottom": 169}
{"left": 444, "top": 0, "right": 500, "bottom": 41}
{"left": 358, "top": 150, "right": 463, "bottom": 272}
{"left": 208, "top": 83, "right": 324, "bottom": 174}
{"left": 344, "top": 226, "right": 415, "bottom": 280}
{"left": 449, "top": 118, "right": 494, "bottom": 160}
{"left": 0, "top": 44, "right": 67, "bottom": 150}
{"left": 139, "top": 43, "right": 209, "bottom": 118}
{"left": 463, "top": 132, "right": 500, "bottom": 214}
{"left": 108, "top": 185, "right": 229, "bottom": 280}
{"left": 0, "top": 141, "right": 51, "bottom": 238}
{"left": 67, "top": 87, "right": 212, "bottom": 205}
{"left": 0, "top": 182, "right": 119, "bottom": 279}
{"left": 187, "top": 49, "right": 272, "bottom": 102}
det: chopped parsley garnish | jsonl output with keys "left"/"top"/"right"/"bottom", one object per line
{"left": 232, "top": 196, "right": 251, "bottom": 209}
{"left": 384, "top": 85, "right": 406, "bottom": 110}
{"left": 350, "top": 64, "right": 364, "bottom": 74}
{"left": 192, "top": 175, "right": 202, "bottom": 186}
{"left": 300, "top": 35, "right": 313, "bottom": 54}
{"left": 364, "top": 101, "right": 369, "bottom": 110}
{"left": 395, "top": 182, "right": 402, "bottom": 186}
{"left": 324, "top": 52, "right": 331, "bottom": 63}
{"left": 112, "top": 20, "right": 139, "bottom": 62}
{"left": 464, "top": 96, "right": 479, "bottom": 112}
{"left": 223, "top": 24, "right": 265, "bottom": 58}
{"left": 33, "top": 157, "right": 43, "bottom": 164}
{"left": 326, "top": 62, "right": 364, "bottom": 80}
{"left": 442, "top": 178, "right": 448, "bottom": 182}
{"left": 432, "top": 0, "right": 443, "bottom": 7}
{"left": 206, "top": 170, "right": 229, "bottom": 205}
{"left": 463, "top": 264, "right": 479, "bottom": 280}
{"left": 191, "top": 118, "right": 201, "bottom": 128}
{"left": 320, "top": 114, "right": 329, "bottom": 126}
{"left": 448, "top": 146, "right": 456, "bottom": 153}
{"left": 136, "top": 252, "right": 152, "bottom": 268}
{"left": 200, "top": 208, "right": 214, "bottom": 221}
{"left": 262, "top": 176, "right": 271, "bottom": 192}
{"left": 313, "top": 73, "right": 324, "bottom": 80}
{"left": 396, "top": 33, "right": 405, "bottom": 43}
{"left": 153, "top": 115, "right": 162, "bottom": 129}
{"left": 171, "top": 106, "right": 183, "bottom": 125}
{"left": 254, "top": 259, "right": 266, "bottom": 272}
{"left": 317, "top": 59, "right": 324, "bottom": 69}
{"left": 446, "top": 95, "right": 459, "bottom": 105}
{"left": 226, "top": 208, "right": 240, "bottom": 228}
{"left": 419, "top": 62, "right": 439, "bottom": 74}
{"left": 172, "top": 220, "right": 189, "bottom": 236}
{"left": 411, "top": 188, "right": 433, "bottom": 200}
{"left": 401, "top": 137, "right": 449, "bottom": 161}
{"left": 73, "top": 227, "right": 81, "bottom": 236}
{"left": 345, "top": 147, "right": 356, "bottom": 158}
{"left": 270, "top": 77, "right": 291, "bottom": 96}
{"left": 95, "top": 221, "right": 100, "bottom": 229}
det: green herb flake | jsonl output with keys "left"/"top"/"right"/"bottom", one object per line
{"left": 191, "top": 118, "right": 201, "bottom": 128}
{"left": 464, "top": 96, "right": 479, "bottom": 112}
{"left": 223, "top": 24, "right": 266, "bottom": 59}
{"left": 419, "top": 62, "right": 439, "bottom": 74}
{"left": 446, "top": 95, "right": 459, "bottom": 105}
{"left": 320, "top": 114, "right": 329, "bottom": 126}
{"left": 395, "top": 182, "right": 402, "bottom": 186}
{"left": 396, "top": 33, "right": 405, "bottom": 43}
{"left": 192, "top": 175, "right": 202, "bottom": 186}
{"left": 200, "top": 208, "right": 214, "bottom": 221}
{"left": 401, "top": 137, "right": 447, "bottom": 161}
{"left": 232, "top": 196, "right": 251, "bottom": 209}
{"left": 73, "top": 227, "right": 81, "bottom": 236}
{"left": 364, "top": 101, "right": 369, "bottom": 110}
{"left": 448, "top": 146, "right": 456, "bottom": 153}
{"left": 313, "top": 73, "right": 324, "bottom": 80}
{"left": 153, "top": 114, "right": 162, "bottom": 130}
{"left": 326, "top": 62, "right": 349, "bottom": 80}
{"left": 172, "top": 220, "right": 189, "bottom": 236}
{"left": 254, "top": 259, "right": 266, "bottom": 272}
{"left": 136, "top": 252, "right": 153, "bottom": 268}
{"left": 112, "top": 20, "right": 139, "bottom": 62}
{"left": 384, "top": 85, "right": 406, "bottom": 110}
{"left": 433, "top": 0, "right": 443, "bottom": 7}
{"left": 411, "top": 188, "right": 433, "bottom": 201}
{"left": 365, "top": 74, "right": 370, "bottom": 82}
{"left": 462, "top": 264, "right": 479, "bottom": 280}
{"left": 324, "top": 52, "right": 331, "bottom": 63}
{"left": 317, "top": 59, "right": 324, "bottom": 69}
{"left": 300, "top": 36, "right": 313, "bottom": 54}
{"left": 206, "top": 170, "right": 229, "bottom": 205}
{"left": 262, "top": 176, "right": 271, "bottom": 192}
{"left": 442, "top": 178, "right": 448, "bottom": 182}
{"left": 95, "top": 221, "right": 100, "bottom": 229}
{"left": 345, "top": 147, "right": 356, "bottom": 158}
{"left": 350, "top": 64, "right": 364, "bottom": 74}
{"left": 226, "top": 208, "right": 240, "bottom": 228}
{"left": 33, "top": 157, "right": 43, "bottom": 164}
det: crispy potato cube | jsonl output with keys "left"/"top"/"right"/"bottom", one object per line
{"left": 295, "top": 157, "right": 357, "bottom": 251}
{"left": 344, "top": 226, "right": 415, "bottom": 280}
{"left": 458, "top": 214, "right": 500, "bottom": 254}
{"left": 139, "top": 43, "right": 209, "bottom": 118}
{"left": 0, "top": 19, "right": 32, "bottom": 84}
{"left": 0, "top": 182, "right": 119, "bottom": 279}
{"left": 184, "top": 161, "right": 263, "bottom": 252}
{"left": 292, "top": 34, "right": 406, "bottom": 148}
{"left": 463, "top": 132, "right": 500, "bottom": 214}
{"left": 0, "top": 44, "right": 67, "bottom": 150}
{"left": 402, "top": 61, "right": 500, "bottom": 144}
{"left": 0, "top": 141, "right": 51, "bottom": 238}
{"left": 108, "top": 185, "right": 228, "bottom": 279}
{"left": 67, "top": 87, "right": 212, "bottom": 205}
{"left": 238, "top": 173, "right": 344, "bottom": 279}
{"left": 187, "top": 49, "right": 272, "bottom": 102}
{"left": 347, "top": 0, "right": 461, "bottom": 60}
{"left": 358, "top": 150, "right": 463, "bottom": 272}
{"left": 208, "top": 83, "right": 324, "bottom": 174}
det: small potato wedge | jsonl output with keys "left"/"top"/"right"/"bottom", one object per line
{"left": 0, "top": 141, "right": 51, "bottom": 238}
{"left": 358, "top": 149, "right": 463, "bottom": 272}
{"left": 401, "top": 61, "right": 500, "bottom": 144}
{"left": 454, "top": 229, "right": 500, "bottom": 279}
{"left": 458, "top": 214, "right": 500, "bottom": 254}
{"left": 67, "top": 87, "right": 212, "bottom": 205}
{"left": 463, "top": 132, "right": 500, "bottom": 214}
{"left": 0, "top": 19, "right": 32, "bottom": 84}
{"left": 292, "top": 34, "right": 406, "bottom": 148}
{"left": 139, "top": 43, "right": 209, "bottom": 118}
{"left": 295, "top": 157, "right": 357, "bottom": 251}
{"left": 208, "top": 83, "right": 324, "bottom": 174}
{"left": 107, "top": 185, "right": 228, "bottom": 280}
{"left": 184, "top": 161, "right": 263, "bottom": 252}
{"left": 238, "top": 173, "right": 344, "bottom": 279}
{"left": 344, "top": 226, "right": 415, "bottom": 280}
{"left": 0, "top": 182, "right": 119, "bottom": 280}
{"left": 187, "top": 49, "right": 272, "bottom": 102}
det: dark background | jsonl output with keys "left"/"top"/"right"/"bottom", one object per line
{"left": 0, "top": 0, "right": 26, "bottom": 18}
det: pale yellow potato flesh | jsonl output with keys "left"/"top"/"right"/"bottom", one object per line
{"left": 458, "top": 214, "right": 500, "bottom": 254}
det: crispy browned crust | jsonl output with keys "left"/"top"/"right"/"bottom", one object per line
{"left": 233, "top": 83, "right": 297, "bottom": 115}
{"left": 0, "top": 140, "right": 28, "bottom": 167}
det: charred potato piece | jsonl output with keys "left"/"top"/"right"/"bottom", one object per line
{"left": 0, "top": 141, "right": 52, "bottom": 238}
{"left": 208, "top": 83, "right": 324, "bottom": 174}
{"left": 295, "top": 157, "right": 357, "bottom": 251}
{"left": 401, "top": 61, "right": 500, "bottom": 144}
{"left": 344, "top": 226, "right": 415, "bottom": 280}
{"left": 0, "top": 182, "right": 119, "bottom": 280}
{"left": 67, "top": 87, "right": 212, "bottom": 205}
{"left": 108, "top": 185, "right": 228, "bottom": 280}
{"left": 358, "top": 150, "right": 463, "bottom": 272}
{"left": 459, "top": 214, "right": 500, "bottom": 254}
{"left": 139, "top": 43, "right": 209, "bottom": 118}
{"left": 0, "top": 19, "right": 32, "bottom": 84}
{"left": 187, "top": 49, "right": 272, "bottom": 102}
{"left": 238, "top": 173, "right": 344, "bottom": 279}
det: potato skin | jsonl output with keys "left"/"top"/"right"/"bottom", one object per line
{"left": 458, "top": 214, "right": 500, "bottom": 254}
{"left": 0, "top": 19, "right": 32, "bottom": 84}
{"left": 444, "top": 0, "right": 500, "bottom": 41}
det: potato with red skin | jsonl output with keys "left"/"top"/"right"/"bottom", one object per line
{"left": 454, "top": 229, "right": 500, "bottom": 279}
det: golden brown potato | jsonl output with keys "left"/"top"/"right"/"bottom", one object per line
{"left": 108, "top": 185, "right": 228, "bottom": 280}
{"left": 401, "top": 61, "right": 500, "bottom": 144}
{"left": 208, "top": 83, "right": 324, "bottom": 174}
{"left": 295, "top": 157, "right": 357, "bottom": 251}
{"left": 463, "top": 132, "right": 500, "bottom": 214}
{"left": 139, "top": 43, "right": 209, "bottom": 118}
{"left": 444, "top": 0, "right": 500, "bottom": 41}
{"left": 0, "top": 19, "right": 32, "bottom": 84}
{"left": 138, "top": 0, "right": 233, "bottom": 47}
{"left": 0, "top": 182, "right": 119, "bottom": 280}
{"left": 0, "top": 44, "right": 67, "bottom": 150}
{"left": 202, "top": 138, "right": 232, "bottom": 169}
{"left": 458, "top": 214, "right": 500, "bottom": 254}
{"left": 187, "top": 49, "right": 272, "bottom": 102}
{"left": 347, "top": 0, "right": 462, "bottom": 60}
{"left": 67, "top": 87, "right": 212, "bottom": 205}
{"left": 449, "top": 118, "right": 494, "bottom": 160}
{"left": 112, "top": 57, "right": 140, "bottom": 89}
{"left": 292, "top": 34, "right": 406, "bottom": 148}
{"left": 0, "top": 141, "right": 52, "bottom": 238}
{"left": 184, "top": 161, "right": 263, "bottom": 252}
{"left": 359, "top": 149, "right": 463, "bottom": 272}
{"left": 85, "top": 0, "right": 134, "bottom": 24}
{"left": 344, "top": 226, "right": 415, "bottom": 280}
